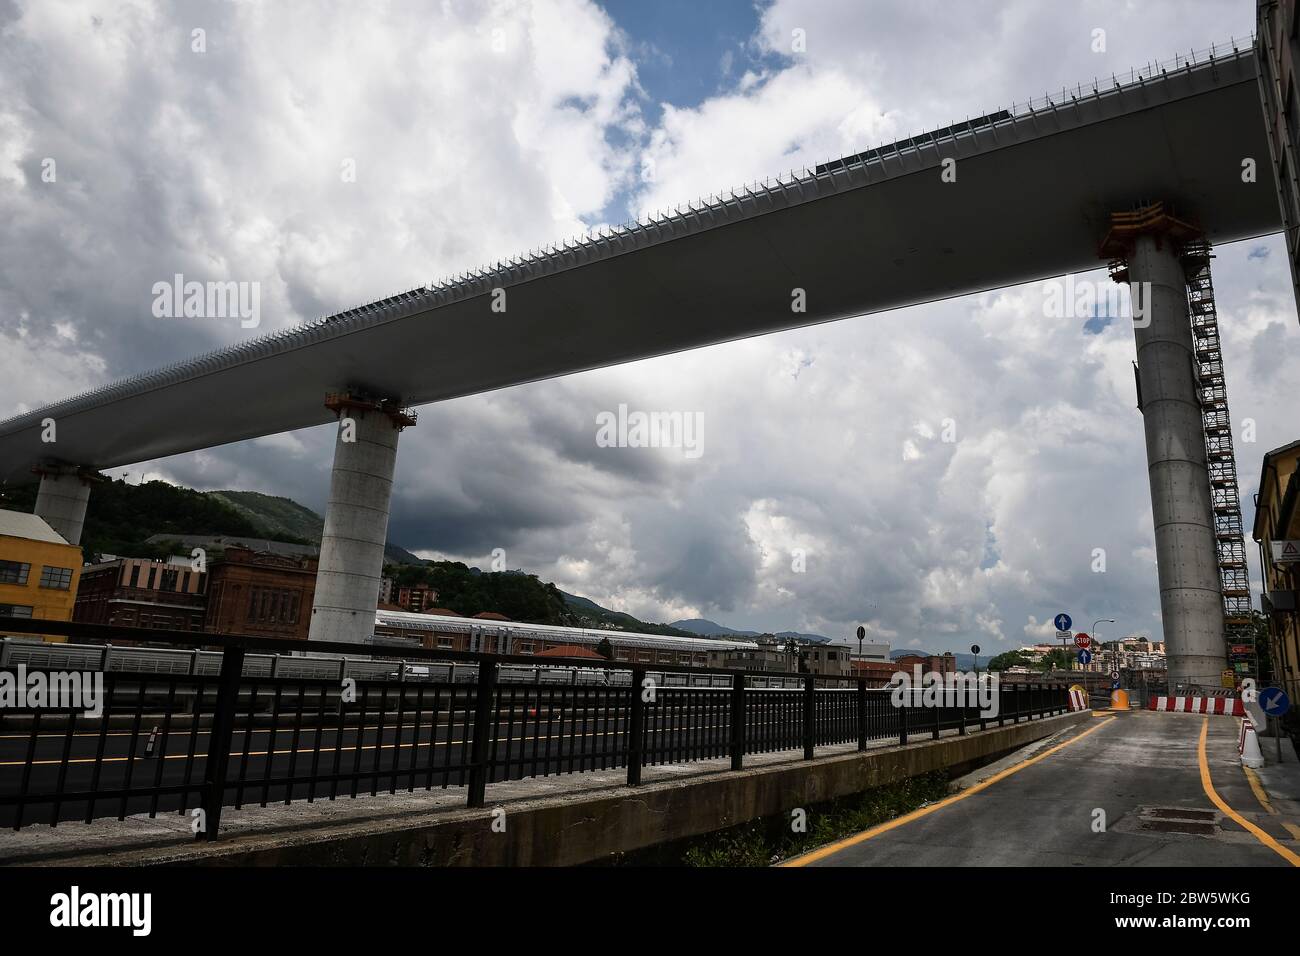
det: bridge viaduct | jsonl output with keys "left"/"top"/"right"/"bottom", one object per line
{"left": 0, "top": 39, "right": 1294, "bottom": 688}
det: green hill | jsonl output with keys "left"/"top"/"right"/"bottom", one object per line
{"left": 0, "top": 478, "right": 284, "bottom": 561}
{"left": 559, "top": 591, "right": 699, "bottom": 637}
{"left": 208, "top": 490, "right": 324, "bottom": 542}
{"left": 209, "top": 490, "right": 420, "bottom": 565}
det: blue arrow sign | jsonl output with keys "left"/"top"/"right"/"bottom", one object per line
{"left": 1077, "top": 648, "right": 1092, "bottom": 666}
{"left": 1054, "top": 613, "right": 1072, "bottom": 631}
{"left": 1260, "top": 687, "right": 1291, "bottom": 717}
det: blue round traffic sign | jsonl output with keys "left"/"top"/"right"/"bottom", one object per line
{"left": 1260, "top": 687, "right": 1291, "bottom": 717}
{"left": 1055, "top": 613, "right": 1072, "bottom": 631}
{"left": 1077, "top": 648, "right": 1092, "bottom": 666}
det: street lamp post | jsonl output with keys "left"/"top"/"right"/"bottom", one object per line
{"left": 1093, "top": 619, "right": 1116, "bottom": 676}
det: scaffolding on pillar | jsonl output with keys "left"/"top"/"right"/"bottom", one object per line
{"left": 1180, "top": 239, "right": 1255, "bottom": 684}
{"left": 1099, "top": 203, "right": 1254, "bottom": 687}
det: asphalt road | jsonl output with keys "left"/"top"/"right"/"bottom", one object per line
{"left": 790, "top": 710, "right": 1297, "bottom": 867}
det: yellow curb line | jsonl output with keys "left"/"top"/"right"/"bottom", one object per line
{"left": 1197, "top": 718, "right": 1300, "bottom": 866}
{"left": 780, "top": 715, "right": 1116, "bottom": 867}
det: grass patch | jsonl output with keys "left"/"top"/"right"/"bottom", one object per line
{"left": 608, "top": 770, "right": 952, "bottom": 867}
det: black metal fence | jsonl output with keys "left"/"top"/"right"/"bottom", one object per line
{"left": 0, "top": 618, "right": 1070, "bottom": 838}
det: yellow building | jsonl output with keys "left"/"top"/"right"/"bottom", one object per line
{"left": 1252, "top": 440, "right": 1300, "bottom": 701}
{"left": 0, "top": 509, "right": 83, "bottom": 642}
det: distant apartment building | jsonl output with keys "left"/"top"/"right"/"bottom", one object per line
{"left": 73, "top": 555, "right": 207, "bottom": 632}
{"left": 1095, "top": 637, "right": 1167, "bottom": 673}
{"left": 374, "top": 577, "right": 440, "bottom": 614}
{"left": 1253, "top": 438, "right": 1300, "bottom": 700}
{"left": 706, "top": 638, "right": 852, "bottom": 676}
{"left": 204, "top": 546, "right": 317, "bottom": 641}
{"left": 0, "top": 510, "right": 83, "bottom": 641}
{"left": 707, "top": 637, "right": 792, "bottom": 673}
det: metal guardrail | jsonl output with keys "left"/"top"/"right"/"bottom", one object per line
{"left": 0, "top": 636, "right": 804, "bottom": 688}
{"left": 0, "top": 618, "right": 1070, "bottom": 838}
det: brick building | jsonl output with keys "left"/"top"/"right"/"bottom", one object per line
{"left": 73, "top": 555, "right": 206, "bottom": 632}
{"left": 204, "top": 546, "right": 317, "bottom": 641}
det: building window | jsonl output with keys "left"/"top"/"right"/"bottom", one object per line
{"left": 0, "top": 561, "right": 30, "bottom": 586}
{"left": 161, "top": 568, "right": 179, "bottom": 592}
{"left": 0, "top": 604, "right": 34, "bottom": 618}
{"left": 38, "top": 566, "right": 73, "bottom": 590}
{"left": 437, "top": 637, "right": 454, "bottom": 649}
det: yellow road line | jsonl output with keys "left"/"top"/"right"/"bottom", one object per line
{"left": 1284, "top": 822, "right": 1300, "bottom": 841}
{"left": 1197, "top": 718, "right": 1300, "bottom": 867}
{"left": 781, "top": 716, "right": 1116, "bottom": 867}
{"left": 1242, "top": 764, "right": 1277, "bottom": 814}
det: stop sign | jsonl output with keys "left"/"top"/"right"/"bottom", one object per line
{"left": 1074, "top": 632, "right": 1091, "bottom": 649}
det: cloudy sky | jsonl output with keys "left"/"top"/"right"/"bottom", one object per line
{"left": 2, "top": 0, "right": 1295, "bottom": 652}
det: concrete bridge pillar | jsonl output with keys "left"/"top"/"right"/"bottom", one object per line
{"left": 307, "top": 395, "right": 415, "bottom": 645}
{"left": 33, "top": 463, "right": 97, "bottom": 546}
{"left": 1103, "top": 209, "right": 1225, "bottom": 690}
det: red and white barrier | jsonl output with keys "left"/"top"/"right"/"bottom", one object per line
{"left": 1068, "top": 688, "right": 1088, "bottom": 711}
{"left": 1239, "top": 715, "right": 1264, "bottom": 768}
{"left": 1149, "top": 695, "right": 1244, "bottom": 716}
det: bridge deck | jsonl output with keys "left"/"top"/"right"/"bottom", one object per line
{"left": 0, "top": 46, "right": 1278, "bottom": 482}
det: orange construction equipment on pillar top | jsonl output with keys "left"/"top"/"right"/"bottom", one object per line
{"left": 323, "top": 391, "right": 417, "bottom": 430}
{"left": 1097, "top": 200, "right": 1203, "bottom": 280}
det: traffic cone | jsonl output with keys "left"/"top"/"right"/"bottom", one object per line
{"left": 1241, "top": 716, "right": 1264, "bottom": 769}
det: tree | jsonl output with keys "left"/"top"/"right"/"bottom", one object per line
{"left": 596, "top": 637, "right": 614, "bottom": 660}
{"left": 988, "top": 649, "right": 1035, "bottom": 672}
{"left": 782, "top": 637, "right": 805, "bottom": 672}
{"left": 1039, "top": 648, "right": 1075, "bottom": 672}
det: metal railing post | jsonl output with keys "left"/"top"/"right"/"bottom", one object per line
{"left": 467, "top": 659, "right": 498, "bottom": 808}
{"left": 730, "top": 672, "right": 746, "bottom": 770}
{"left": 857, "top": 678, "right": 868, "bottom": 751}
{"left": 199, "top": 643, "right": 244, "bottom": 841}
{"left": 899, "top": 692, "right": 908, "bottom": 745}
{"left": 957, "top": 691, "right": 967, "bottom": 736}
{"left": 803, "top": 675, "right": 816, "bottom": 760}
{"left": 627, "top": 666, "right": 646, "bottom": 785}
{"left": 0, "top": 637, "right": 8, "bottom": 667}
{"left": 932, "top": 694, "right": 941, "bottom": 740}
